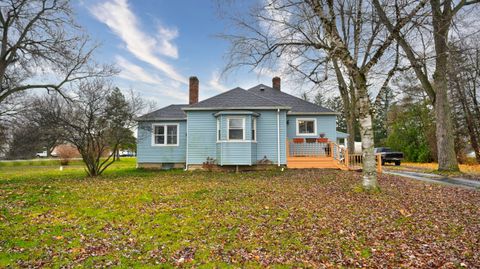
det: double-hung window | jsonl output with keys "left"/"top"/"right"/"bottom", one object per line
{"left": 228, "top": 118, "right": 244, "bottom": 140}
{"left": 296, "top": 118, "right": 316, "bottom": 135}
{"left": 153, "top": 124, "right": 178, "bottom": 146}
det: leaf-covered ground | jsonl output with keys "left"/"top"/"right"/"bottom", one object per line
{"left": 1, "top": 163, "right": 479, "bottom": 268}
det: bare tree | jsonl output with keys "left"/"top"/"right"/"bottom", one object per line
{"left": 372, "top": 0, "right": 480, "bottom": 171}
{"left": 449, "top": 43, "right": 480, "bottom": 162}
{"left": 26, "top": 94, "right": 66, "bottom": 156}
{"left": 0, "top": 0, "right": 114, "bottom": 107}
{"left": 55, "top": 80, "right": 139, "bottom": 177}
{"left": 222, "top": 0, "right": 426, "bottom": 190}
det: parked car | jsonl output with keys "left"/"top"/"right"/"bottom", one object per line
{"left": 119, "top": 150, "right": 135, "bottom": 157}
{"left": 374, "top": 147, "right": 404, "bottom": 166}
{"left": 35, "top": 150, "right": 58, "bottom": 158}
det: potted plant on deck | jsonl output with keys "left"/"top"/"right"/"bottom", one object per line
{"left": 317, "top": 133, "right": 329, "bottom": 143}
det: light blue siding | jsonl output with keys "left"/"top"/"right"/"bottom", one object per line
{"left": 137, "top": 121, "right": 186, "bottom": 163}
{"left": 255, "top": 110, "right": 287, "bottom": 165}
{"left": 186, "top": 111, "right": 217, "bottom": 165}
{"left": 186, "top": 109, "right": 287, "bottom": 166}
{"left": 287, "top": 115, "right": 337, "bottom": 142}
{"left": 217, "top": 142, "right": 252, "bottom": 165}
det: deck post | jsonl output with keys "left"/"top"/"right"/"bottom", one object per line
{"left": 329, "top": 142, "right": 334, "bottom": 158}
{"left": 376, "top": 154, "right": 382, "bottom": 173}
{"left": 345, "top": 148, "right": 350, "bottom": 168}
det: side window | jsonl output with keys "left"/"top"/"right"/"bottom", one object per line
{"left": 297, "top": 119, "right": 316, "bottom": 135}
{"left": 153, "top": 124, "right": 178, "bottom": 145}
{"left": 166, "top": 125, "right": 177, "bottom": 145}
{"left": 228, "top": 118, "right": 244, "bottom": 140}
{"left": 154, "top": 125, "right": 165, "bottom": 144}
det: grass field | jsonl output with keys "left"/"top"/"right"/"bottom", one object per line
{"left": 1, "top": 159, "right": 479, "bottom": 267}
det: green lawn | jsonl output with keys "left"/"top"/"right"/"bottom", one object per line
{"left": 1, "top": 159, "right": 479, "bottom": 267}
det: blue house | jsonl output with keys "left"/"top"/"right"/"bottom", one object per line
{"left": 136, "top": 76, "right": 346, "bottom": 170}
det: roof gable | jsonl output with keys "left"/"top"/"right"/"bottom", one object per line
{"left": 248, "top": 84, "right": 335, "bottom": 114}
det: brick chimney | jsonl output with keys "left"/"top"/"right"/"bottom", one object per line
{"left": 272, "top": 76, "right": 281, "bottom": 91}
{"left": 189, "top": 76, "right": 199, "bottom": 105}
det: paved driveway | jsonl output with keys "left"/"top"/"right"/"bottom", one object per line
{"left": 384, "top": 170, "right": 480, "bottom": 190}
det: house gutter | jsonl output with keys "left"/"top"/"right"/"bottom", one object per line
{"left": 182, "top": 106, "right": 291, "bottom": 111}
{"left": 287, "top": 112, "right": 341, "bottom": 115}
{"left": 277, "top": 109, "right": 280, "bottom": 167}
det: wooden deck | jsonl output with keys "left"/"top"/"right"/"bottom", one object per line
{"left": 285, "top": 139, "right": 383, "bottom": 172}
{"left": 286, "top": 156, "right": 343, "bottom": 169}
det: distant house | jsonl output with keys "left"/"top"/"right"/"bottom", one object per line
{"left": 136, "top": 76, "right": 346, "bottom": 170}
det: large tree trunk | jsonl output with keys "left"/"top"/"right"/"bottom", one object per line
{"left": 434, "top": 74, "right": 459, "bottom": 170}
{"left": 431, "top": 0, "right": 459, "bottom": 171}
{"left": 355, "top": 72, "right": 378, "bottom": 190}
{"left": 333, "top": 59, "right": 356, "bottom": 153}
{"left": 346, "top": 109, "right": 356, "bottom": 153}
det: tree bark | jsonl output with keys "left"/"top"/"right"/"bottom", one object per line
{"left": 346, "top": 109, "right": 356, "bottom": 153}
{"left": 354, "top": 72, "right": 378, "bottom": 190}
{"left": 431, "top": 0, "right": 459, "bottom": 171}
{"left": 333, "top": 59, "right": 356, "bottom": 153}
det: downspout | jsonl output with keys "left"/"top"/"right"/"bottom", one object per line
{"left": 185, "top": 114, "right": 189, "bottom": 171}
{"left": 220, "top": 115, "right": 223, "bottom": 166}
{"left": 277, "top": 109, "right": 280, "bottom": 166}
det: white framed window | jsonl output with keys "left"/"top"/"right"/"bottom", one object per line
{"left": 152, "top": 124, "right": 179, "bottom": 146}
{"left": 296, "top": 118, "right": 317, "bottom": 136}
{"left": 252, "top": 117, "right": 257, "bottom": 141}
{"left": 227, "top": 117, "right": 245, "bottom": 140}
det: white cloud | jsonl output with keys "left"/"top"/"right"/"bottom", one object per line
{"left": 156, "top": 26, "right": 179, "bottom": 58}
{"left": 208, "top": 70, "right": 229, "bottom": 93}
{"left": 115, "top": 56, "right": 163, "bottom": 85}
{"left": 116, "top": 78, "right": 188, "bottom": 106}
{"left": 90, "top": 0, "right": 186, "bottom": 84}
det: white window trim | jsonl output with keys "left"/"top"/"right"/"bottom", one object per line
{"left": 216, "top": 140, "right": 257, "bottom": 143}
{"left": 151, "top": 123, "right": 179, "bottom": 147}
{"left": 296, "top": 118, "right": 317, "bottom": 136}
{"left": 227, "top": 116, "right": 245, "bottom": 141}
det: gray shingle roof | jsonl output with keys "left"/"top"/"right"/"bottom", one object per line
{"left": 137, "top": 84, "right": 337, "bottom": 121}
{"left": 136, "top": 104, "right": 187, "bottom": 121}
{"left": 184, "top": 87, "right": 289, "bottom": 110}
{"left": 248, "top": 84, "right": 335, "bottom": 113}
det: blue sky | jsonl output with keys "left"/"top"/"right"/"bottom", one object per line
{"left": 74, "top": 0, "right": 285, "bottom": 108}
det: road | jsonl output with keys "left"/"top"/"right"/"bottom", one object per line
{"left": 384, "top": 170, "right": 480, "bottom": 190}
